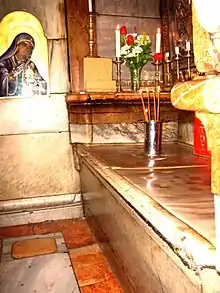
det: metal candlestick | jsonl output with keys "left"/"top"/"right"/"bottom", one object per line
{"left": 186, "top": 51, "right": 192, "bottom": 80}
{"left": 174, "top": 53, "right": 181, "bottom": 82}
{"left": 113, "top": 57, "right": 123, "bottom": 92}
{"left": 164, "top": 57, "right": 172, "bottom": 87}
{"left": 153, "top": 60, "right": 163, "bottom": 86}
{"left": 88, "top": 12, "right": 95, "bottom": 57}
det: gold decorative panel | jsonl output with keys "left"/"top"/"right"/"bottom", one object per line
{"left": 192, "top": 3, "right": 219, "bottom": 73}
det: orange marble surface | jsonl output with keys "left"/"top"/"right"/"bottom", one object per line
{"left": 0, "top": 219, "right": 124, "bottom": 293}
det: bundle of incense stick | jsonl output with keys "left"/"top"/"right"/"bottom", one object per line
{"left": 139, "top": 86, "right": 161, "bottom": 122}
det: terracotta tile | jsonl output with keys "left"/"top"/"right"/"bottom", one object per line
{"left": 80, "top": 276, "right": 123, "bottom": 293}
{"left": 12, "top": 238, "right": 57, "bottom": 259}
{"left": 74, "top": 261, "right": 110, "bottom": 287}
{"left": 63, "top": 219, "right": 96, "bottom": 248}
{"left": 33, "top": 219, "right": 75, "bottom": 235}
{"left": 69, "top": 244, "right": 110, "bottom": 287}
{"left": 0, "top": 224, "right": 33, "bottom": 238}
{"left": 69, "top": 244, "right": 107, "bottom": 266}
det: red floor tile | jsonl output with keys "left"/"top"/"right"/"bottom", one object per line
{"left": 80, "top": 275, "right": 123, "bottom": 293}
{"left": 33, "top": 219, "right": 75, "bottom": 235}
{"left": 63, "top": 219, "right": 96, "bottom": 249}
{"left": 70, "top": 244, "right": 111, "bottom": 287}
{"left": 0, "top": 224, "right": 33, "bottom": 238}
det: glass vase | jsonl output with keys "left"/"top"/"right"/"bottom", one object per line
{"left": 130, "top": 66, "right": 143, "bottom": 92}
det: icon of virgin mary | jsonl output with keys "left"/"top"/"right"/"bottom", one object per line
{"left": 0, "top": 33, "right": 47, "bottom": 97}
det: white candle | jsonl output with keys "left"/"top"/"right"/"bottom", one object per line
{"left": 175, "top": 46, "right": 179, "bottom": 55}
{"left": 165, "top": 52, "right": 170, "bottom": 60}
{"left": 156, "top": 28, "right": 161, "bottom": 53}
{"left": 186, "top": 41, "right": 191, "bottom": 51}
{"left": 88, "top": 0, "right": 92, "bottom": 12}
{"left": 115, "top": 24, "right": 121, "bottom": 58}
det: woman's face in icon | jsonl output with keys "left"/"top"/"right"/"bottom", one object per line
{"left": 16, "top": 41, "right": 34, "bottom": 61}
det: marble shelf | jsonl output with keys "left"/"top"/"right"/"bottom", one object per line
{"left": 66, "top": 91, "right": 180, "bottom": 124}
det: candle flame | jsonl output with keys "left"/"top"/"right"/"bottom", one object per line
{"left": 116, "top": 24, "right": 120, "bottom": 30}
{"left": 157, "top": 28, "right": 161, "bottom": 33}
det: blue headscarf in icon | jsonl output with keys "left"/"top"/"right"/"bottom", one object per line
{"left": 0, "top": 33, "right": 35, "bottom": 62}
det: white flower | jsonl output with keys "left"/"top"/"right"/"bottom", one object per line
{"left": 137, "top": 35, "right": 144, "bottom": 41}
{"left": 127, "top": 52, "right": 135, "bottom": 58}
{"left": 120, "top": 44, "right": 130, "bottom": 55}
{"left": 137, "top": 34, "right": 151, "bottom": 45}
{"left": 132, "top": 46, "right": 143, "bottom": 55}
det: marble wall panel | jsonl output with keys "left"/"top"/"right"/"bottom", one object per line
{"left": 70, "top": 124, "right": 93, "bottom": 144}
{"left": 96, "top": 0, "right": 160, "bottom": 18}
{"left": 0, "top": 132, "right": 80, "bottom": 200}
{"left": 178, "top": 122, "right": 194, "bottom": 146}
{"left": 0, "top": 0, "right": 66, "bottom": 39}
{"left": 48, "top": 39, "right": 70, "bottom": 94}
{"left": 92, "top": 122, "right": 178, "bottom": 143}
{"left": 96, "top": 15, "right": 161, "bottom": 81}
{"left": 0, "top": 95, "right": 68, "bottom": 135}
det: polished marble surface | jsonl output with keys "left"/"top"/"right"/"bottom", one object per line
{"left": 87, "top": 143, "right": 210, "bottom": 169}
{"left": 85, "top": 143, "right": 214, "bottom": 246}
{"left": 0, "top": 254, "right": 80, "bottom": 293}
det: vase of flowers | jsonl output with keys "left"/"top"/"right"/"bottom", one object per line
{"left": 120, "top": 26, "right": 153, "bottom": 92}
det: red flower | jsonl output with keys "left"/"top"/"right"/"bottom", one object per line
{"left": 120, "top": 26, "right": 127, "bottom": 35}
{"left": 127, "top": 34, "right": 134, "bottom": 45}
{"left": 154, "top": 53, "right": 163, "bottom": 62}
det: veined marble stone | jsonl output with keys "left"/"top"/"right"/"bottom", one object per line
{"left": 70, "top": 124, "right": 92, "bottom": 144}
{"left": 178, "top": 122, "right": 194, "bottom": 146}
{"left": 0, "top": 254, "right": 80, "bottom": 293}
{"left": 92, "top": 122, "right": 178, "bottom": 143}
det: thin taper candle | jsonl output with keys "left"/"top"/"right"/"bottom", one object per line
{"left": 152, "top": 89, "right": 157, "bottom": 121}
{"left": 156, "top": 85, "right": 160, "bottom": 121}
{"left": 88, "top": 0, "right": 92, "bottom": 12}
{"left": 186, "top": 41, "right": 191, "bottom": 51}
{"left": 115, "top": 25, "right": 121, "bottom": 58}
{"left": 146, "top": 87, "right": 151, "bottom": 121}
{"left": 139, "top": 90, "right": 148, "bottom": 122}
{"left": 156, "top": 28, "right": 161, "bottom": 53}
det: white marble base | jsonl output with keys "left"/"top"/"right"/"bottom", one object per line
{"left": 0, "top": 253, "right": 80, "bottom": 293}
{"left": 0, "top": 203, "right": 83, "bottom": 227}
